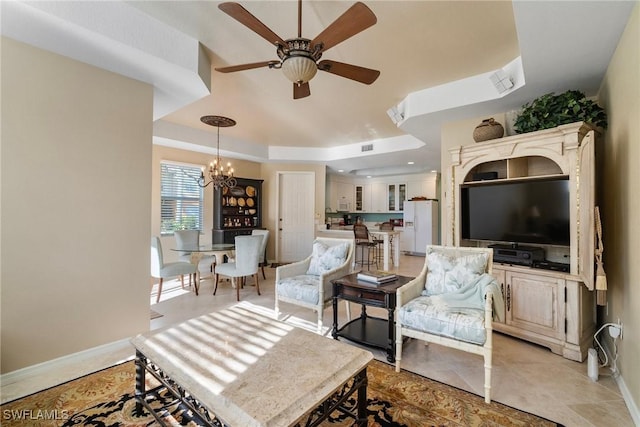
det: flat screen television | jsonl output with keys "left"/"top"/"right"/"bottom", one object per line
{"left": 461, "top": 177, "right": 570, "bottom": 246}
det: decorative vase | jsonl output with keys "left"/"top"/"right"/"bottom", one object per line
{"left": 473, "top": 118, "right": 504, "bottom": 142}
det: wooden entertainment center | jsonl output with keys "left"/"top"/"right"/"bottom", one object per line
{"left": 447, "top": 122, "right": 600, "bottom": 361}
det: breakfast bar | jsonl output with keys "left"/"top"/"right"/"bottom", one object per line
{"left": 131, "top": 304, "right": 373, "bottom": 426}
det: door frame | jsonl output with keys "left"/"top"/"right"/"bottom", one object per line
{"left": 275, "top": 171, "right": 316, "bottom": 263}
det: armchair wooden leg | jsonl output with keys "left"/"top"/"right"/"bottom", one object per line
{"left": 484, "top": 354, "right": 492, "bottom": 403}
{"left": 395, "top": 325, "right": 402, "bottom": 372}
{"left": 180, "top": 275, "right": 185, "bottom": 289}
{"left": 261, "top": 265, "right": 266, "bottom": 280}
{"left": 156, "top": 278, "right": 163, "bottom": 304}
{"left": 213, "top": 274, "right": 219, "bottom": 295}
{"left": 317, "top": 311, "right": 323, "bottom": 335}
{"left": 235, "top": 278, "right": 240, "bottom": 301}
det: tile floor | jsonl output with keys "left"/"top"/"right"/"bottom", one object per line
{"left": 1, "top": 253, "right": 634, "bottom": 426}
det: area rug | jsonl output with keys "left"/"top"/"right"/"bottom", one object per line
{"left": 1, "top": 360, "right": 561, "bottom": 426}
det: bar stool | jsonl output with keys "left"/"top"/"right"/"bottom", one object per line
{"left": 353, "top": 224, "right": 378, "bottom": 270}
{"left": 375, "top": 222, "right": 395, "bottom": 266}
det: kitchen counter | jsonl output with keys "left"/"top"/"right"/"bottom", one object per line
{"left": 322, "top": 224, "right": 404, "bottom": 232}
{"left": 316, "top": 227, "right": 402, "bottom": 270}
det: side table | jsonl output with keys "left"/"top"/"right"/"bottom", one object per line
{"left": 331, "top": 273, "right": 413, "bottom": 362}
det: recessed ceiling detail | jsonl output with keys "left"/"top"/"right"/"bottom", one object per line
{"left": 4, "top": 1, "right": 634, "bottom": 176}
{"left": 214, "top": 1, "right": 380, "bottom": 99}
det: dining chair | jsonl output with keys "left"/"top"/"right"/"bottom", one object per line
{"left": 251, "top": 229, "right": 270, "bottom": 279}
{"left": 353, "top": 224, "right": 378, "bottom": 270}
{"left": 214, "top": 235, "right": 262, "bottom": 301}
{"left": 150, "top": 236, "right": 197, "bottom": 303}
{"left": 174, "top": 230, "right": 216, "bottom": 278}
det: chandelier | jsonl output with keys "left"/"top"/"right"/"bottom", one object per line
{"left": 197, "top": 115, "right": 237, "bottom": 190}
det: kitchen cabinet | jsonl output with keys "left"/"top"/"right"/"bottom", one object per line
{"left": 387, "top": 183, "right": 406, "bottom": 211}
{"left": 212, "top": 177, "right": 263, "bottom": 244}
{"left": 326, "top": 178, "right": 354, "bottom": 212}
{"left": 370, "top": 182, "right": 387, "bottom": 213}
{"left": 354, "top": 184, "right": 371, "bottom": 212}
{"left": 327, "top": 172, "right": 438, "bottom": 213}
{"left": 406, "top": 175, "right": 438, "bottom": 200}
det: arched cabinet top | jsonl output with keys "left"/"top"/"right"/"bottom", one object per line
{"left": 450, "top": 122, "right": 598, "bottom": 182}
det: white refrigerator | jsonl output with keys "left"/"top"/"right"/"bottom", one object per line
{"left": 403, "top": 200, "right": 439, "bottom": 255}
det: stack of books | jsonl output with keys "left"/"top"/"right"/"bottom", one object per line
{"left": 356, "top": 270, "right": 397, "bottom": 284}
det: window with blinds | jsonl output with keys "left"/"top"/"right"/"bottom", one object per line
{"left": 160, "top": 163, "right": 204, "bottom": 234}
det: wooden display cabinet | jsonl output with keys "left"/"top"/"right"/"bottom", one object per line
{"left": 447, "top": 122, "right": 600, "bottom": 361}
{"left": 212, "top": 177, "right": 264, "bottom": 244}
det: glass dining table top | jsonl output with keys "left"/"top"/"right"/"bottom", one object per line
{"left": 171, "top": 244, "right": 235, "bottom": 252}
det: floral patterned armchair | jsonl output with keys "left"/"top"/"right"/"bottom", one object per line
{"left": 395, "top": 245, "right": 503, "bottom": 403}
{"left": 275, "top": 238, "right": 354, "bottom": 334}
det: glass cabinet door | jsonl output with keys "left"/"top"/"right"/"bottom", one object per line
{"left": 388, "top": 184, "right": 396, "bottom": 211}
{"left": 355, "top": 185, "right": 363, "bottom": 211}
{"left": 399, "top": 184, "right": 406, "bottom": 211}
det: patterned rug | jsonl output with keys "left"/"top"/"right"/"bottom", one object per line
{"left": 1, "top": 360, "right": 561, "bottom": 426}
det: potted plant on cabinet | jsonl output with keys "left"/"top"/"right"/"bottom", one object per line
{"left": 513, "top": 90, "right": 607, "bottom": 134}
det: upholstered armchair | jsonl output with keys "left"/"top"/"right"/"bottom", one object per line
{"left": 275, "top": 237, "right": 355, "bottom": 334}
{"left": 395, "top": 245, "right": 504, "bottom": 403}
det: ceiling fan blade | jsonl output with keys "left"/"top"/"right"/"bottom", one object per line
{"left": 317, "top": 60, "right": 380, "bottom": 84}
{"left": 293, "top": 82, "right": 311, "bottom": 99}
{"left": 215, "top": 61, "right": 278, "bottom": 73}
{"left": 219, "top": 2, "right": 287, "bottom": 47}
{"left": 310, "top": 2, "right": 376, "bottom": 53}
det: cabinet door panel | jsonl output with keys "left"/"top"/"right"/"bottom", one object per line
{"left": 490, "top": 267, "right": 506, "bottom": 324}
{"left": 370, "top": 183, "right": 387, "bottom": 212}
{"left": 507, "top": 273, "right": 564, "bottom": 340}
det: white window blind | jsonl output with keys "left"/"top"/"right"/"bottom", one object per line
{"left": 160, "top": 163, "right": 203, "bottom": 234}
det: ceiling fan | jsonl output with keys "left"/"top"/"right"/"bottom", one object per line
{"left": 215, "top": 0, "right": 380, "bottom": 99}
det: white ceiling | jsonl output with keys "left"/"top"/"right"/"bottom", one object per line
{"left": 2, "top": 1, "right": 635, "bottom": 177}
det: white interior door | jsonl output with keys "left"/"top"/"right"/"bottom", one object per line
{"left": 277, "top": 172, "right": 315, "bottom": 263}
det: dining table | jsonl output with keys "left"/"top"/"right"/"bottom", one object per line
{"left": 368, "top": 230, "right": 401, "bottom": 271}
{"left": 171, "top": 243, "right": 235, "bottom": 283}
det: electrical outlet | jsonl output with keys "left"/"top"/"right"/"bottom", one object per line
{"left": 608, "top": 320, "right": 623, "bottom": 340}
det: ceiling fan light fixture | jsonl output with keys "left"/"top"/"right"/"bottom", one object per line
{"left": 281, "top": 55, "right": 317, "bottom": 84}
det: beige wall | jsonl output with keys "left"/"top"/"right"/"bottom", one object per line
{"left": 440, "top": 113, "right": 510, "bottom": 245}
{"left": 1, "top": 38, "right": 153, "bottom": 372}
{"left": 440, "top": 5, "right": 640, "bottom": 412}
{"left": 598, "top": 2, "right": 640, "bottom": 413}
{"left": 151, "top": 145, "right": 262, "bottom": 263}
{"left": 259, "top": 162, "right": 327, "bottom": 262}
{"left": 151, "top": 148, "right": 325, "bottom": 264}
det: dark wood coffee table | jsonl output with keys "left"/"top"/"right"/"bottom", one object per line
{"left": 331, "top": 273, "right": 413, "bottom": 362}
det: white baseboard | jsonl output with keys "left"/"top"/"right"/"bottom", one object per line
{"left": 1, "top": 338, "right": 134, "bottom": 403}
{"left": 601, "top": 339, "right": 639, "bottom": 425}
{"left": 616, "top": 375, "right": 640, "bottom": 426}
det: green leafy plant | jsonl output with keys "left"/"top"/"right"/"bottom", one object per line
{"left": 513, "top": 90, "right": 607, "bottom": 134}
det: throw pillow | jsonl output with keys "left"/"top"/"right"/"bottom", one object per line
{"left": 424, "top": 249, "right": 488, "bottom": 295}
{"left": 306, "top": 241, "right": 349, "bottom": 276}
